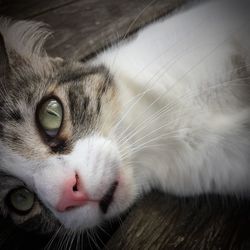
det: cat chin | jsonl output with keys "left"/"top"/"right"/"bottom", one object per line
{"left": 54, "top": 203, "right": 103, "bottom": 230}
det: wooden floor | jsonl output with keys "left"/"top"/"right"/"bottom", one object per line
{"left": 0, "top": 0, "right": 250, "bottom": 249}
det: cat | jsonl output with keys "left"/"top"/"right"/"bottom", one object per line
{"left": 0, "top": 0, "right": 249, "bottom": 236}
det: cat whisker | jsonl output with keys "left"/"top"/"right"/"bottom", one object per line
{"left": 44, "top": 225, "right": 62, "bottom": 250}
{"left": 97, "top": 224, "right": 111, "bottom": 237}
{"left": 116, "top": 77, "right": 250, "bottom": 151}
{"left": 62, "top": 229, "right": 74, "bottom": 250}
{"left": 61, "top": 229, "right": 71, "bottom": 250}
{"left": 56, "top": 228, "right": 67, "bottom": 250}
{"left": 109, "top": 43, "right": 203, "bottom": 135}
{"left": 86, "top": 230, "right": 93, "bottom": 250}
{"left": 116, "top": 102, "right": 177, "bottom": 146}
{"left": 111, "top": 11, "right": 250, "bottom": 139}
{"left": 69, "top": 230, "right": 77, "bottom": 250}
{"left": 103, "top": 41, "right": 250, "bottom": 139}
{"left": 112, "top": 54, "right": 245, "bottom": 143}
{"left": 120, "top": 100, "right": 243, "bottom": 155}
{"left": 106, "top": 0, "right": 158, "bottom": 83}
{"left": 93, "top": 227, "right": 105, "bottom": 248}
{"left": 120, "top": 131, "right": 183, "bottom": 160}
{"left": 88, "top": 228, "right": 101, "bottom": 250}
{"left": 74, "top": 230, "right": 80, "bottom": 250}
{"left": 97, "top": 0, "right": 161, "bottom": 134}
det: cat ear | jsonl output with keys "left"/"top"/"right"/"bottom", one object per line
{"left": 0, "top": 33, "right": 10, "bottom": 78}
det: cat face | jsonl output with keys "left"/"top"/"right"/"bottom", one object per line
{"left": 0, "top": 18, "right": 136, "bottom": 232}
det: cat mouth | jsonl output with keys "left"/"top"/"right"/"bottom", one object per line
{"left": 99, "top": 181, "right": 118, "bottom": 214}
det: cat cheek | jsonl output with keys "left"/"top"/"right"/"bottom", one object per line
{"left": 32, "top": 164, "right": 73, "bottom": 209}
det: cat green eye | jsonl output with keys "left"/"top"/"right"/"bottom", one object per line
{"left": 38, "top": 98, "right": 63, "bottom": 137}
{"left": 8, "top": 188, "right": 35, "bottom": 213}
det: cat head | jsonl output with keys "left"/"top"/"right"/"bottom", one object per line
{"left": 0, "top": 17, "right": 137, "bottom": 233}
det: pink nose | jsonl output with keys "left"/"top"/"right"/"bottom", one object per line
{"left": 56, "top": 174, "right": 88, "bottom": 212}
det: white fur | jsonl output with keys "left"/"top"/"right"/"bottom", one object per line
{"left": 93, "top": 0, "right": 250, "bottom": 196}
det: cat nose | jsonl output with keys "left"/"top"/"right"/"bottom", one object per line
{"left": 56, "top": 174, "right": 88, "bottom": 212}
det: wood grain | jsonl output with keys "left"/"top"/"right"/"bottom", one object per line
{"left": 106, "top": 192, "right": 250, "bottom": 250}
{"left": 0, "top": 0, "right": 79, "bottom": 19}
{"left": 30, "top": 0, "right": 185, "bottom": 59}
{"left": 1, "top": 0, "right": 186, "bottom": 60}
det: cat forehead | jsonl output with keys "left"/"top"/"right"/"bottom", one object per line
{"left": 2, "top": 62, "right": 113, "bottom": 118}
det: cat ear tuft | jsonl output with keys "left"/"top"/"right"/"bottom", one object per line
{"left": 0, "top": 33, "right": 10, "bottom": 78}
{"left": 50, "top": 56, "right": 64, "bottom": 66}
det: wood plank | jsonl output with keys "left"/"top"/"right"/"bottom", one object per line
{"left": 28, "top": 0, "right": 186, "bottom": 60}
{"left": 0, "top": 0, "right": 79, "bottom": 19}
{"left": 106, "top": 192, "right": 250, "bottom": 249}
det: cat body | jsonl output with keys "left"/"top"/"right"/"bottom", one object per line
{"left": 0, "top": 0, "right": 249, "bottom": 232}
{"left": 93, "top": 1, "right": 250, "bottom": 195}
{"left": 93, "top": 0, "right": 250, "bottom": 196}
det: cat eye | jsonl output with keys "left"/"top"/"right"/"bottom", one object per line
{"left": 38, "top": 98, "right": 63, "bottom": 137}
{"left": 7, "top": 188, "right": 35, "bottom": 214}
